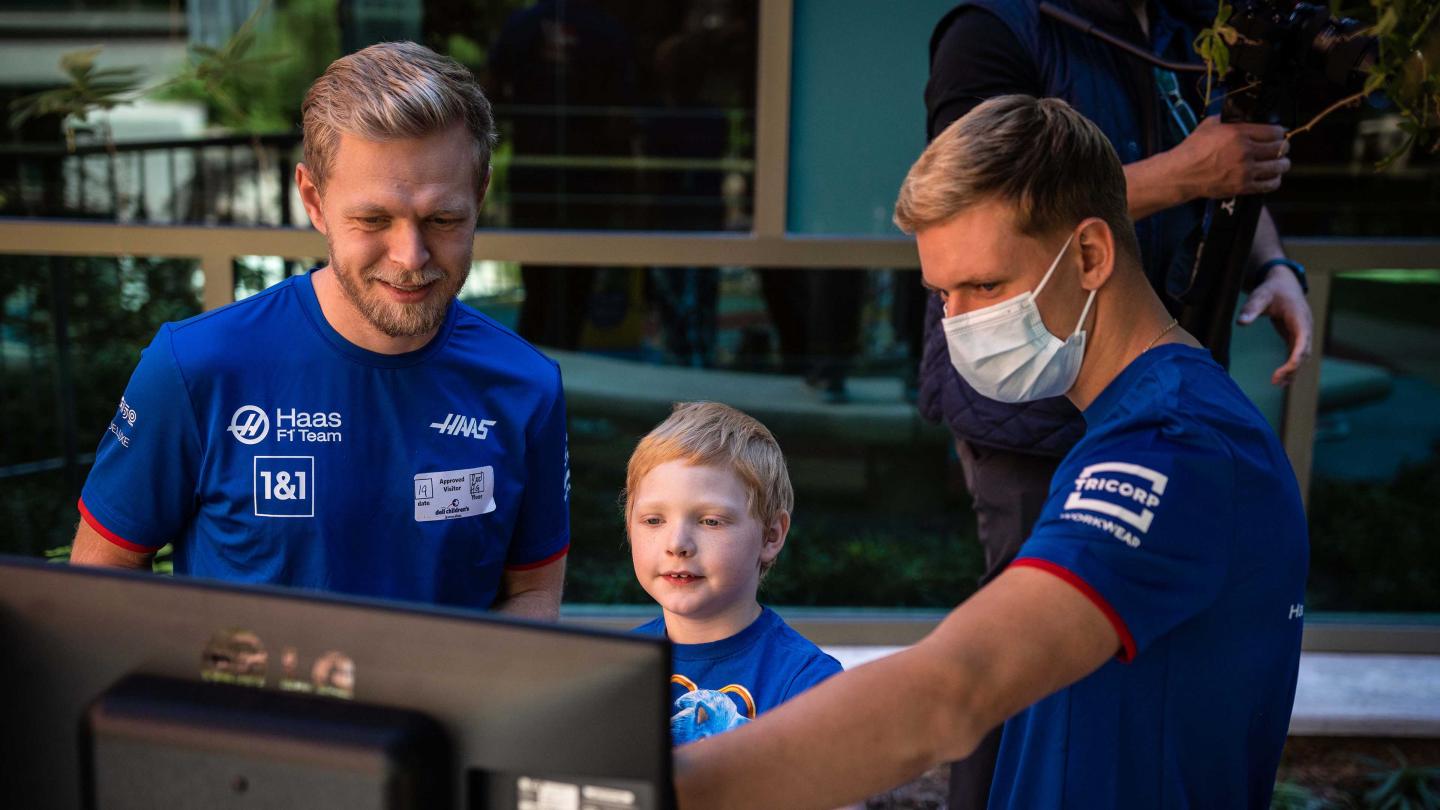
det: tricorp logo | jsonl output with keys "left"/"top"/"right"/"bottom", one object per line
{"left": 228, "top": 405, "right": 270, "bottom": 445}
{"left": 1063, "top": 461, "right": 1168, "bottom": 535}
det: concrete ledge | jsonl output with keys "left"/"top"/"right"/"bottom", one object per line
{"left": 550, "top": 349, "right": 949, "bottom": 447}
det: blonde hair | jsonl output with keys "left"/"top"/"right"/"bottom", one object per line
{"left": 894, "top": 95, "right": 1139, "bottom": 261}
{"left": 624, "top": 402, "right": 794, "bottom": 573}
{"left": 301, "top": 41, "right": 497, "bottom": 193}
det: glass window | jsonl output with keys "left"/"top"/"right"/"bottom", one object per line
{"left": 784, "top": 1, "right": 1440, "bottom": 239}
{"left": 1306, "top": 269, "right": 1440, "bottom": 612}
{"left": 0, "top": 253, "right": 202, "bottom": 557}
{"left": 0, "top": 0, "right": 759, "bottom": 233}
{"left": 787, "top": 0, "right": 955, "bottom": 236}
{"left": 463, "top": 264, "right": 980, "bottom": 606}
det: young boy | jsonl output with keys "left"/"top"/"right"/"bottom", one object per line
{"left": 627, "top": 402, "right": 842, "bottom": 742}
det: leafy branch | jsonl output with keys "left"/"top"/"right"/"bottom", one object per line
{"left": 1195, "top": 0, "right": 1440, "bottom": 169}
{"left": 8, "top": 47, "right": 144, "bottom": 152}
{"left": 154, "top": 0, "right": 282, "bottom": 132}
{"left": 9, "top": 0, "right": 287, "bottom": 146}
{"left": 1193, "top": 1, "right": 1240, "bottom": 110}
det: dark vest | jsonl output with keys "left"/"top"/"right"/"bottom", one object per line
{"left": 917, "top": 0, "right": 1213, "bottom": 455}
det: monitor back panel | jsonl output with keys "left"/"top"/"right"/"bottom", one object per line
{"left": 0, "top": 558, "right": 672, "bottom": 810}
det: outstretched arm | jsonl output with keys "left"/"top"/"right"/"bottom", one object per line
{"left": 673, "top": 566, "right": 1120, "bottom": 810}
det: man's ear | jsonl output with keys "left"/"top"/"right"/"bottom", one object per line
{"left": 759, "top": 510, "right": 790, "bottom": 565}
{"left": 1075, "top": 217, "right": 1117, "bottom": 293}
{"left": 296, "top": 162, "right": 328, "bottom": 236}
{"left": 477, "top": 165, "right": 492, "bottom": 209}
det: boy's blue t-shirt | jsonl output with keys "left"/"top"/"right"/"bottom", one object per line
{"left": 991, "top": 344, "right": 1309, "bottom": 810}
{"left": 634, "top": 607, "right": 842, "bottom": 721}
{"left": 79, "top": 271, "right": 571, "bottom": 609}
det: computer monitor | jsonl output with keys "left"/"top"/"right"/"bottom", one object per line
{"left": 0, "top": 556, "right": 673, "bottom": 810}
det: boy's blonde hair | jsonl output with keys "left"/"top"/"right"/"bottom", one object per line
{"left": 624, "top": 402, "right": 794, "bottom": 574}
{"left": 893, "top": 94, "right": 1140, "bottom": 263}
{"left": 302, "top": 41, "right": 497, "bottom": 195}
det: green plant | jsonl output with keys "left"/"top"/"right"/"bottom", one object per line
{"left": 157, "top": 0, "right": 277, "bottom": 132}
{"left": 1196, "top": 0, "right": 1440, "bottom": 167}
{"left": 1194, "top": 2, "right": 1241, "bottom": 109}
{"left": 1361, "top": 749, "right": 1440, "bottom": 810}
{"left": 1273, "top": 779, "right": 1332, "bottom": 810}
{"left": 8, "top": 47, "right": 143, "bottom": 151}
{"left": 1307, "top": 443, "right": 1440, "bottom": 612}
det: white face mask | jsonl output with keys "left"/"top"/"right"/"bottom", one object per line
{"left": 941, "top": 231, "right": 1096, "bottom": 403}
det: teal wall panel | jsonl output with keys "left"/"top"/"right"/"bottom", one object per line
{"left": 788, "top": 0, "right": 956, "bottom": 236}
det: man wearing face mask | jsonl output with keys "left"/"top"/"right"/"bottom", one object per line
{"left": 918, "top": 3, "right": 1313, "bottom": 801}
{"left": 671, "top": 94, "right": 1308, "bottom": 810}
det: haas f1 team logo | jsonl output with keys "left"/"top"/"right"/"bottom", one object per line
{"left": 228, "top": 405, "right": 270, "bottom": 445}
{"left": 228, "top": 405, "right": 342, "bottom": 444}
{"left": 430, "top": 412, "right": 496, "bottom": 441}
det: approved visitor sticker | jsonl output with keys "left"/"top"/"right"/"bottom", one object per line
{"left": 413, "top": 465, "right": 496, "bottom": 522}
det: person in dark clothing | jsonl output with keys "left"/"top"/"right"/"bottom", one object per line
{"left": 918, "top": 2, "right": 1313, "bottom": 806}
{"left": 488, "top": 0, "right": 640, "bottom": 350}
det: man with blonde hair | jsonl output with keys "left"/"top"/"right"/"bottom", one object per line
{"left": 673, "top": 95, "right": 1307, "bottom": 809}
{"left": 70, "top": 42, "right": 570, "bottom": 619}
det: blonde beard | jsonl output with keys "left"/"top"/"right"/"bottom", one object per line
{"left": 329, "top": 254, "right": 469, "bottom": 338}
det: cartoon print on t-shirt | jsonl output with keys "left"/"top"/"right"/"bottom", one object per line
{"left": 669, "top": 673, "right": 755, "bottom": 745}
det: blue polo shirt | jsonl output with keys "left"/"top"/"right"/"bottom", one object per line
{"left": 993, "top": 344, "right": 1308, "bottom": 809}
{"left": 79, "top": 271, "right": 570, "bottom": 609}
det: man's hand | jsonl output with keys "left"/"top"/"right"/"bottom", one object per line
{"left": 1237, "top": 264, "right": 1313, "bottom": 386}
{"left": 1125, "top": 118, "right": 1293, "bottom": 220}
{"left": 1173, "top": 116, "right": 1291, "bottom": 200}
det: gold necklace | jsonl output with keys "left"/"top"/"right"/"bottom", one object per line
{"left": 1145, "top": 318, "right": 1179, "bottom": 352}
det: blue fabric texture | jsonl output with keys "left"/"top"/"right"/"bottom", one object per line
{"left": 80, "top": 271, "right": 571, "bottom": 609}
{"left": 634, "top": 607, "right": 842, "bottom": 741}
{"left": 989, "top": 344, "right": 1308, "bottom": 809}
{"left": 918, "top": 0, "right": 1214, "bottom": 454}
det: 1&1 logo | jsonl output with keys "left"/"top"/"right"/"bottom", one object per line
{"left": 228, "top": 405, "right": 270, "bottom": 445}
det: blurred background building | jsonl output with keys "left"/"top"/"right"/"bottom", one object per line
{"left": 1, "top": 0, "right": 1435, "bottom": 628}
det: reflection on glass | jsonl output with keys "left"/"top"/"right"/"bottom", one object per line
{"left": 462, "top": 265, "right": 979, "bottom": 607}
{"left": 0, "top": 0, "right": 758, "bottom": 233}
{"left": 0, "top": 254, "right": 202, "bottom": 557}
{"left": 1307, "top": 270, "right": 1440, "bottom": 612}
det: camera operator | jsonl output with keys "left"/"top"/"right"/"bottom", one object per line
{"left": 919, "top": 3, "right": 1313, "bottom": 803}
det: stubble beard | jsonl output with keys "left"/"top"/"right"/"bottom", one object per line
{"left": 329, "top": 249, "right": 470, "bottom": 339}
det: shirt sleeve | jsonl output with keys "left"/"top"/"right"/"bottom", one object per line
{"left": 781, "top": 652, "right": 844, "bottom": 702}
{"left": 926, "top": 7, "right": 1045, "bottom": 140}
{"left": 505, "top": 362, "right": 571, "bottom": 569}
{"left": 78, "top": 326, "right": 201, "bottom": 552}
{"left": 1011, "top": 427, "right": 1235, "bottom": 662}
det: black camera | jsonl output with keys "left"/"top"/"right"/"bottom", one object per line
{"left": 1038, "top": 0, "right": 1381, "bottom": 365}
{"left": 1176, "top": 1, "right": 1377, "bottom": 367}
{"left": 1223, "top": 1, "right": 1377, "bottom": 122}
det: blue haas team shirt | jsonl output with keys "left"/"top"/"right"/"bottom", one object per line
{"left": 80, "top": 271, "right": 571, "bottom": 608}
{"left": 635, "top": 607, "right": 842, "bottom": 727}
{"left": 992, "top": 344, "right": 1309, "bottom": 809}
